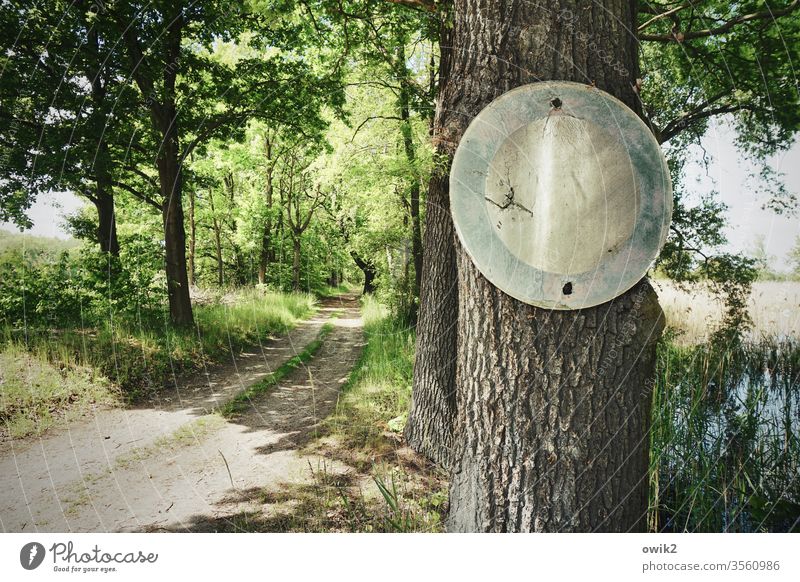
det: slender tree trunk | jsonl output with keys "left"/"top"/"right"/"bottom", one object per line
{"left": 292, "top": 235, "right": 301, "bottom": 291}
{"left": 258, "top": 138, "right": 275, "bottom": 285}
{"left": 397, "top": 41, "right": 424, "bottom": 322}
{"left": 442, "top": 0, "right": 664, "bottom": 532}
{"left": 405, "top": 18, "right": 458, "bottom": 468}
{"left": 158, "top": 103, "right": 193, "bottom": 327}
{"left": 188, "top": 188, "right": 196, "bottom": 286}
{"left": 258, "top": 221, "right": 272, "bottom": 285}
{"left": 258, "top": 228, "right": 271, "bottom": 285}
{"left": 213, "top": 219, "right": 224, "bottom": 287}
{"left": 209, "top": 190, "right": 224, "bottom": 287}
{"left": 92, "top": 172, "right": 119, "bottom": 257}
{"left": 351, "top": 251, "right": 376, "bottom": 295}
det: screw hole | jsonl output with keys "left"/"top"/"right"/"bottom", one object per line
{"left": 550, "top": 97, "right": 562, "bottom": 109}
{"left": 562, "top": 282, "right": 573, "bottom": 295}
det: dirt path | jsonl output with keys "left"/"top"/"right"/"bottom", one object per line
{"left": 0, "top": 293, "right": 364, "bottom": 532}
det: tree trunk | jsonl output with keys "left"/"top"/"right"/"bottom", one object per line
{"left": 292, "top": 235, "right": 301, "bottom": 291}
{"left": 213, "top": 218, "right": 224, "bottom": 287}
{"left": 350, "top": 251, "right": 376, "bottom": 295}
{"left": 93, "top": 190, "right": 119, "bottom": 257}
{"left": 162, "top": 188, "right": 193, "bottom": 327}
{"left": 397, "top": 41, "right": 424, "bottom": 322}
{"left": 258, "top": 141, "right": 275, "bottom": 286}
{"left": 92, "top": 169, "right": 119, "bottom": 257}
{"left": 405, "top": 18, "right": 459, "bottom": 469}
{"left": 436, "top": 0, "right": 665, "bottom": 532}
{"left": 86, "top": 24, "right": 119, "bottom": 258}
{"left": 158, "top": 105, "right": 193, "bottom": 327}
{"left": 188, "top": 188, "right": 196, "bottom": 287}
{"left": 209, "top": 190, "right": 224, "bottom": 287}
{"left": 258, "top": 223, "right": 272, "bottom": 285}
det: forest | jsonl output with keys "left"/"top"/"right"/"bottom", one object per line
{"left": 1, "top": 0, "right": 799, "bottom": 533}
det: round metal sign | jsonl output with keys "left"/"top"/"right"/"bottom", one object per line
{"left": 450, "top": 81, "right": 672, "bottom": 309}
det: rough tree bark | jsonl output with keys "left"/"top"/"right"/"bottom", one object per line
{"left": 405, "top": 17, "right": 459, "bottom": 469}
{"left": 440, "top": 0, "right": 665, "bottom": 532}
{"left": 159, "top": 109, "right": 193, "bottom": 327}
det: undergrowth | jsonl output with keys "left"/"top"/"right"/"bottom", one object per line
{"left": 0, "top": 289, "right": 316, "bottom": 437}
{"left": 649, "top": 334, "right": 800, "bottom": 532}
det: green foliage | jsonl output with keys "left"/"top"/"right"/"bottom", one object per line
{"left": 0, "top": 238, "right": 163, "bottom": 329}
{"left": 640, "top": 2, "right": 800, "bottom": 332}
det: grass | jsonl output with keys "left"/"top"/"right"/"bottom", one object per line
{"left": 219, "top": 320, "right": 336, "bottom": 417}
{"left": 325, "top": 297, "right": 416, "bottom": 451}
{"left": 654, "top": 280, "right": 800, "bottom": 344}
{"left": 208, "top": 295, "right": 447, "bottom": 533}
{"left": 649, "top": 329, "right": 800, "bottom": 532}
{"left": 0, "top": 288, "right": 316, "bottom": 437}
{"left": 0, "top": 345, "right": 118, "bottom": 437}
{"left": 648, "top": 281, "right": 799, "bottom": 531}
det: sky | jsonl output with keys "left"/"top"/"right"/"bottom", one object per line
{"left": 682, "top": 121, "right": 800, "bottom": 271}
{"left": 2, "top": 122, "right": 799, "bottom": 271}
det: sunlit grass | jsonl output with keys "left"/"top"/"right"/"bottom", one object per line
{"left": 326, "top": 296, "right": 415, "bottom": 451}
{"left": 0, "top": 346, "right": 118, "bottom": 437}
{"left": 0, "top": 288, "right": 316, "bottom": 435}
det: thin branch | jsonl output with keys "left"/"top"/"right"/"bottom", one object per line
{"left": 669, "top": 224, "right": 710, "bottom": 262}
{"left": 639, "top": 2, "right": 690, "bottom": 30}
{"left": 640, "top": 0, "right": 800, "bottom": 42}
{"left": 660, "top": 104, "right": 753, "bottom": 143}
{"left": 110, "top": 180, "right": 160, "bottom": 209}
{"left": 350, "top": 115, "right": 403, "bottom": 140}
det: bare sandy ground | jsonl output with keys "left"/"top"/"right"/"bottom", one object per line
{"left": 0, "top": 293, "right": 364, "bottom": 532}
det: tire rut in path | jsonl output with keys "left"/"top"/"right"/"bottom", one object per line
{"left": 0, "top": 293, "right": 364, "bottom": 532}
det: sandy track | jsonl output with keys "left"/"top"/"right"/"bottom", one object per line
{"left": 0, "top": 293, "right": 363, "bottom": 532}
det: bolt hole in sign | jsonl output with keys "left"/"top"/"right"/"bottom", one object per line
{"left": 450, "top": 81, "right": 672, "bottom": 309}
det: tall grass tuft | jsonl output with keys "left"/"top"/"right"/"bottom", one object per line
{"left": 1, "top": 289, "right": 316, "bottom": 435}
{"left": 326, "top": 297, "right": 415, "bottom": 451}
{"left": 0, "top": 346, "right": 118, "bottom": 437}
{"left": 649, "top": 335, "right": 800, "bottom": 532}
